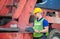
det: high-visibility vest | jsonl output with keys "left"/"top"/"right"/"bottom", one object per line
{"left": 33, "top": 18, "right": 49, "bottom": 37}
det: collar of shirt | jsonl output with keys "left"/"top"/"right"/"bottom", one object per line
{"left": 37, "top": 17, "right": 43, "bottom": 21}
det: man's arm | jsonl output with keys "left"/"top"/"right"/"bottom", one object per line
{"left": 40, "top": 19, "right": 49, "bottom": 33}
{"left": 34, "top": 26, "right": 49, "bottom": 33}
{"left": 40, "top": 26, "right": 49, "bottom": 33}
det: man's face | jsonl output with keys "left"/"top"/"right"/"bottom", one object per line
{"left": 34, "top": 12, "right": 42, "bottom": 18}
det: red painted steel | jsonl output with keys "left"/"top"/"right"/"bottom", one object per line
{"left": 0, "top": 0, "right": 19, "bottom": 16}
{"left": 12, "top": 0, "right": 27, "bottom": 19}
{"left": 5, "top": 21, "right": 17, "bottom": 28}
{"left": 0, "top": 0, "right": 36, "bottom": 39}
{"left": 17, "top": 0, "right": 37, "bottom": 39}
{"left": 0, "top": 33, "right": 23, "bottom": 39}
{"left": 43, "top": 9, "right": 60, "bottom": 30}
{"left": 43, "top": 9, "right": 60, "bottom": 23}
{"left": 0, "top": 33, "right": 33, "bottom": 39}
{"left": 52, "top": 24, "right": 60, "bottom": 30}
{"left": 18, "top": 0, "right": 37, "bottom": 30}
{"left": 0, "top": 0, "right": 12, "bottom": 16}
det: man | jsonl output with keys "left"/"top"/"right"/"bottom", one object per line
{"left": 33, "top": 7, "right": 49, "bottom": 39}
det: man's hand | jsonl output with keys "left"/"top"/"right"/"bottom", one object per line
{"left": 34, "top": 30, "right": 39, "bottom": 33}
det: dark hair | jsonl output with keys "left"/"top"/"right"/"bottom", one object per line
{"left": 29, "top": 15, "right": 35, "bottom": 23}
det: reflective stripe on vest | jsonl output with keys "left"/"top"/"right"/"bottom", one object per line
{"left": 33, "top": 18, "right": 49, "bottom": 37}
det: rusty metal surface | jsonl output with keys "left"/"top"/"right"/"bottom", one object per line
{"left": 43, "top": 9, "right": 60, "bottom": 23}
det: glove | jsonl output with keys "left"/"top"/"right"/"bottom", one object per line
{"left": 25, "top": 26, "right": 34, "bottom": 33}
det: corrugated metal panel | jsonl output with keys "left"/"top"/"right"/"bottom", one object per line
{"left": 0, "top": 0, "right": 11, "bottom": 16}
{"left": 18, "top": 0, "right": 36, "bottom": 30}
{"left": 17, "top": 0, "right": 36, "bottom": 39}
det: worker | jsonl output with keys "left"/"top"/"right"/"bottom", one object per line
{"left": 33, "top": 7, "right": 49, "bottom": 39}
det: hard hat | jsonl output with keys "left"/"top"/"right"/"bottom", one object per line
{"left": 33, "top": 8, "right": 43, "bottom": 14}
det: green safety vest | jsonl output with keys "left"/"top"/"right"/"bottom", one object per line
{"left": 33, "top": 18, "right": 49, "bottom": 37}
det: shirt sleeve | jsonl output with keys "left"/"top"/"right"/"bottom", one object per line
{"left": 43, "top": 19, "right": 49, "bottom": 27}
